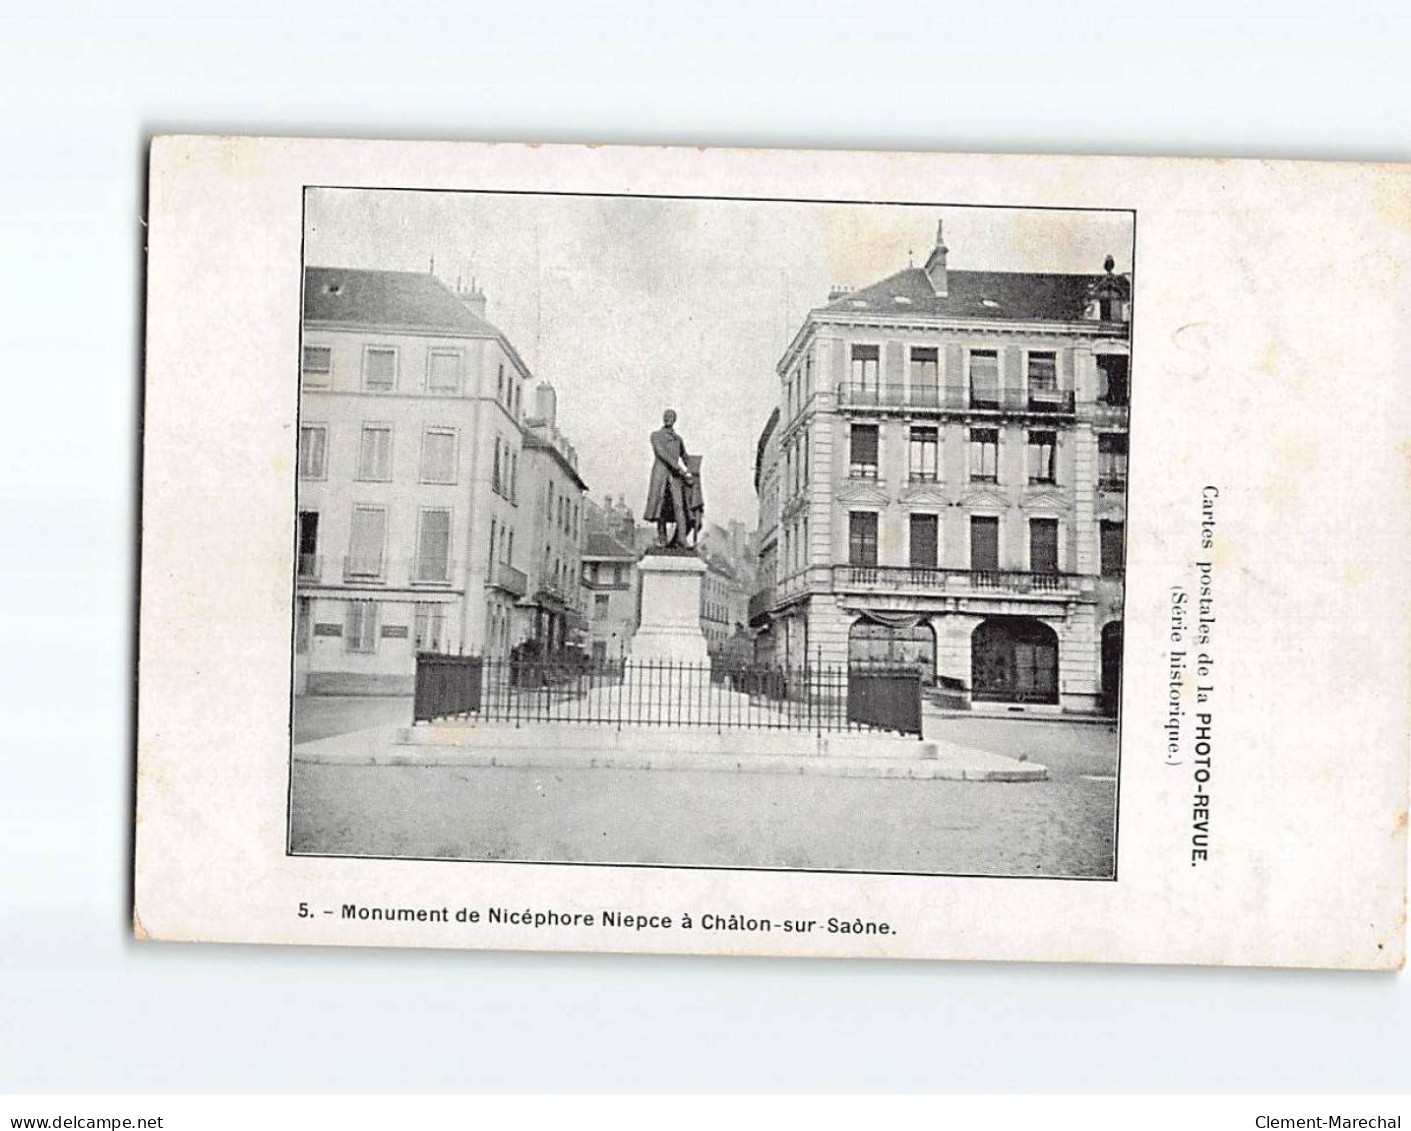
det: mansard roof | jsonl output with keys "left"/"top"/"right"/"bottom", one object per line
{"left": 821, "top": 266, "right": 1130, "bottom": 324}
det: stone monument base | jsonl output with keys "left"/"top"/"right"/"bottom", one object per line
{"left": 631, "top": 550, "right": 710, "bottom": 665}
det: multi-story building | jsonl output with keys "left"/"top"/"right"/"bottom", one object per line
{"left": 751, "top": 220, "right": 1130, "bottom": 714}
{"left": 700, "top": 553, "right": 745, "bottom": 653}
{"left": 749, "top": 408, "right": 782, "bottom": 664}
{"left": 580, "top": 529, "right": 639, "bottom": 665}
{"left": 295, "top": 268, "right": 533, "bottom": 693}
{"left": 516, "top": 383, "right": 589, "bottom": 658}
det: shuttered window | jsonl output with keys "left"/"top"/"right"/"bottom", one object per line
{"left": 364, "top": 346, "right": 396, "bottom": 390}
{"left": 849, "top": 424, "right": 879, "bottom": 478}
{"left": 969, "top": 428, "right": 999, "bottom": 482}
{"left": 421, "top": 429, "right": 456, "bottom": 484}
{"left": 1030, "top": 518, "right": 1059, "bottom": 573}
{"left": 909, "top": 514, "right": 939, "bottom": 568}
{"left": 969, "top": 350, "right": 999, "bottom": 406}
{"left": 347, "top": 506, "right": 386, "bottom": 577}
{"left": 970, "top": 516, "right": 999, "bottom": 571}
{"left": 848, "top": 511, "right": 879, "bottom": 568}
{"left": 416, "top": 508, "right": 451, "bottom": 582}
{"left": 358, "top": 425, "right": 393, "bottom": 481}
{"left": 344, "top": 601, "right": 378, "bottom": 652}
{"left": 427, "top": 349, "right": 461, "bottom": 392}
{"left": 298, "top": 425, "right": 327, "bottom": 479}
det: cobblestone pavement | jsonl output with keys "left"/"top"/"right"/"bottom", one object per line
{"left": 290, "top": 711, "right": 1118, "bottom": 877}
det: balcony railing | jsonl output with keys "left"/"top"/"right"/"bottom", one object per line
{"left": 832, "top": 564, "right": 1080, "bottom": 595}
{"left": 296, "top": 553, "right": 322, "bottom": 582}
{"left": 836, "top": 383, "right": 1076, "bottom": 416}
{"left": 1098, "top": 474, "right": 1128, "bottom": 492}
{"left": 488, "top": 560, "right": 528, "bottom": 598}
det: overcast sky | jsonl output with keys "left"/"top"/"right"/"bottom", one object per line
{"left": 305, "top": 190, "right": 1133, "bottom": 528}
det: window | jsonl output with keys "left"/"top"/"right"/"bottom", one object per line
{"left": 910, "top": 347, "right": 939, "bottom": 406}
{"left": 849, "top": 424, "right": 879, "bottom": 478}
{"left": 420, "top": 429, "right": 457, "bottom": 484}
{"left": 357, "top": 425, "right": 393, "bottom": 481}
{"left": 850, "top": 344, "right": 880, "bottom": 400}
{"left": 344, "top": 601, "right": 378, "bottom": 653}
{"left": 970, "top": 516, "right": 1000, "bottom": 571}
{"left": 497, "top": 363, "right": 505, "bottom": 403}
{"left": 510, "top": 451, "right": 518, "bottom": 501}
{"left": 488, "top": 518, "right": 498, "bottom": 569}
{"left": 969, "top": 428, "right": 999, "bottom": 482}
{"left": 848, "top": 511, "right": 879, "bottom": 568}
{"left": 297, "top": 511, "right": 319, "bottom": 579}
{"left": 1027, "top": 351, "right": 1057, "bottom": 394}
{"left": 414, "top": 603, "right": 446, "bottom": 653}
{"left": 802, "top": 429, "right": 810, "bottom": 485}
{"left": 492, "top": 436, "right": 502, "bottom": 494}
{"left": 416, "top": 508, "right": 452, "bottom": 582}
{"left": 969, "top": 349, "right": 1000, "bottom": 407}
{"left": 1097, "top": 355, "right": 1130, "bottom": 406}
{"left": 1030, "top": 518, "right": 1059, "bottom": 573}
{"left": 1099, "top": 433, "right": 1129, "bottom": 489}
{"left": 298, "top": 424, "right": 327, "bottom": 479}
{"left": 594, "top": 593, "right": 610, "bottom": 619}
{"left": 909, "top": 426, "right": 938, "bottom": 481}
{"left": 302, "top": 345, "right": 331, "bottom": 381}
{"left": 1028, "top": 431, "right": 1057, "bottom": 484}
{"left": 347, "top": 506, "right": 386, "bottom": 578}
{"left": 909, "top": 513, "right": 939, "bottom": 569}
{"left": 363, "top": 346, "right": 396, "bottom": 390}
{"left": 505, "top": 530, "right": 514, "bottom": 564}
{"left": 1101, "top": 520, "right": 1125, "bottom": 577}
{"left": 427, "top": 349, "right": 461, "bottom": 393}
{"left": 513, "top": 381, "right": 521, "bottom": 417}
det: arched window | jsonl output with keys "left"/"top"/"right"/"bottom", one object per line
{"left": 848, "top": 617, "right": 936, "bottom": 683}
{"left": 972, "top": 617, "right": 1059, "bottom": 704}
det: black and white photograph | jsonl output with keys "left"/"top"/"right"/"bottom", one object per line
{"left": 289, "top": 190, "right": 1133, "bottom": 879}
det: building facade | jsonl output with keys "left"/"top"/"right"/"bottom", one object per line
{"left": 295, "top": 268, "right": 535, "bottom": 692}
{"left": 580, "top": 529, "right": 639, "bottom": 665}
{"left": 751, "top": 222, "right": 1130, "bottom": 714}
{"left": 516, "top": 383, "right": 589, "bottom": 658}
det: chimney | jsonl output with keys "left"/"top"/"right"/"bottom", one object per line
{"left": 534, "top": 382, "right": 558, "bottom": 427}
{"left": 923, "top": 219, "right": 949, "bottom": 297}
{"left": 455, "top": 276, "right": 488, "bottom": 320}
{"left": 827, "top": 283, "right": 853, "bottom": 302}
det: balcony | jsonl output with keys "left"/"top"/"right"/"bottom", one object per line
{"left": 296, "top": 553, "right": 322, "bottom": 582}
{"left": 487, "top": 560, "right": 528, "bottom": 598}
{"left": 836, "top": 383, "right": 1076, "bottom": 417}
{"left": 1098, "top": 474, "right": 1128, "bottom": 493}
{"left": 748, "top": 586, "right": 776, "bottom": 626}
{"left": 1093, "top": 398, "right": 1130, "bottom": 427}
{"left": 832, "top": 564, "right": 1081, "bottom": 596}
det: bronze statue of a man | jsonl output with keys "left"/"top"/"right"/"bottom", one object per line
{"left": 644, "top": 409, "right": 696, "bottom": 548}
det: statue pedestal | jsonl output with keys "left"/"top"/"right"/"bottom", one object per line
{"left": 631, "top": 551, "right": 710, "bottom": 665}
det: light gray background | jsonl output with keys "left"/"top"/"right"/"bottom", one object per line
{"left": 3, "top": 0, "right": 1408, "bottom": 1092}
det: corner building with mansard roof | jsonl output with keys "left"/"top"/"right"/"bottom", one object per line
{"left": 750, "top": 222, "right": 1130, "bottom": 715}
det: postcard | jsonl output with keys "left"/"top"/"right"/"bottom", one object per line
{"left": 135, "top": 136, "right": 1409, "bottom": 968}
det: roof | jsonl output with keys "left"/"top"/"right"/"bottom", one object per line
{"left": 582, "top": 532, "right": 638, "bottom": 560}
{"left": 819, "top": 266, "right": 1130, "bottom": 324}
{"left": 303, "top": 267, "right": 502, "bottom": 336}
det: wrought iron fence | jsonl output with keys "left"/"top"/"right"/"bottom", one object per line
{"left": 836, "top": 383, "right": 1076, "bottom": 415}
{"left": 411, "top": 655, "right": 922, "bottom": 735}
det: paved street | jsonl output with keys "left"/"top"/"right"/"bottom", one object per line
{"left": 293, "top": 695, "right": 412, "bottom": 744}
{"left": 290, "top": 698, "right": 1118, "bottom": 878}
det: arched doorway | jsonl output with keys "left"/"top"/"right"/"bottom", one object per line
{"left": 848, "top": 616, "right": 936, "bottom": 683}
{"left": 1101, "top": 621, "right": 1123, "bottom": 717}
{"left": 971, "top": 617, "right": 1059, "bottom": 704}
